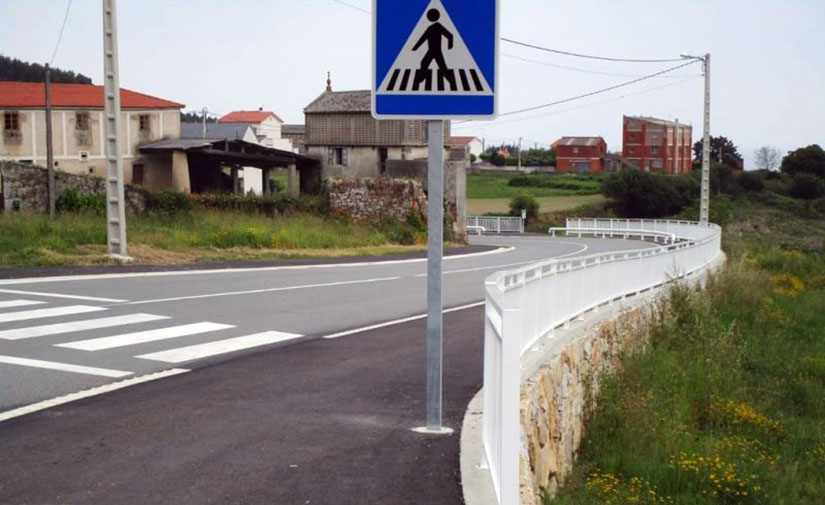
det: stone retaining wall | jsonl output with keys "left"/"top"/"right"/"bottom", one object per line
{"left": 0, "top": 161, "right": 147, "bottom": 213}
{"left": 327, "top": 177, "right": 427, "bottom": 224}
{"left": 519, "top": 305, "right": 654, "bottom": 504}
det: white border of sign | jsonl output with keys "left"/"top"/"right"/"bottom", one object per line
{"left": 371, "top": 0, "right": 500, "bottom": 121}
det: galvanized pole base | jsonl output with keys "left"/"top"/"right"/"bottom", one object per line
{"left": 412, "top": 120, "right": 453, "bottom": 436}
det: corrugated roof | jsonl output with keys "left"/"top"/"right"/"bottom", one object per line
{"left": 282, "top": 124, "right": 306, "bottom": 135}
{"left": 625, "top": 115, "right": 692, "bottom": 129}
{"left": 555, "top": 136, "right": 605, "bottom": 147}
{"left": 304, "top": 90, "right": 371, "bottom": 113}
{"left": 180, "top": 123, "right": 253, "bottom": 140}
{"left": 219, "top": 111, "right": 283, "bottom": 124}
{"left": 0, "top": 82, "right": 184, "bottom": 109}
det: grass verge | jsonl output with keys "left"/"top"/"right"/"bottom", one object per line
{"left": 468, "top": 194, "right": 607, "bottom": 216}
{"left": 467, "top": 173, "right": 603, "bottom": 199}
{"left": 0, "top": 211, "right": 424, "bottom": 268}
{"left": 548, "top": 196, "right": 825, "bottom": 505}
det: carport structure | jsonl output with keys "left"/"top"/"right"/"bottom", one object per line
{"left": 138, "top": 138, "right": 321, "bottom": 195}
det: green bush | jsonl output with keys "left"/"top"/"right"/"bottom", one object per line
{"left": 56, "top": 189, "right": 106, "bottom": 215}
{"left": 790, "top": 173, "right": 825, "bottom": 200}
{"left": 740, "top": 172, "right": 765, "bottom": 192}
{"left": 193, "top": 193, "right": 328, "bottom": 217}
{"left": 146, "top": 190, "right": 194, "bottom": 217}
{"left": 603, "top": 170, "right": 699, "bottom": 218}
{"left": 509, "top": 194, "right": 539, "bottom": 220}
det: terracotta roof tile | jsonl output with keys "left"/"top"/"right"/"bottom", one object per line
{"left": 218, "top": 111, "right": 283, "bottom": 124}
{"left": 0, "top": 82, "right": 184, "bottom": 109}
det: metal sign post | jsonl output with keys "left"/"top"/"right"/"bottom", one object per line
{"left": 373, "top": 0, "right": 498, "bottom": 434}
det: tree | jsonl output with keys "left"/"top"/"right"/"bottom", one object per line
{"left": 753, "top": 146, "right": 781, "bottom": 172}
{"left": 603, "top": 170, "right": 699, "bottom": 218}
{"left": 181, "top": 111, "right": 217, "bottom": 124}
{"left": 781, "top": 144, "right": 825, "bottom": 178}
{"left": 790, "top": 173, "right": 825, "bottom": 200}
{"left": 693, "top": 136, "right": 743, "bottom": 170}
{"left": 0, "top": 54, "right": 92, "bottom": 84}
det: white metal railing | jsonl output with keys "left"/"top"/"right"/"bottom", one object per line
{"left": 467, "top": 216, "right": 524, "bottom": 234}
{"left": 548, "top": 226, "right": 677, "bottom": 244}
{"left": 481, "top": 219, "right": 722, "bottom": 504}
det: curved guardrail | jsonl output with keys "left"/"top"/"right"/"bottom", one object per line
{"left": 480, "top": 219, "right": 723, "bottom": 504}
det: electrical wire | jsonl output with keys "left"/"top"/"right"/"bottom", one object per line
{"left": 493, "top": 59, "right": 699, "bottom": 119}
{"left": 49, "top": 0, "right": 74, "bottom": 65}
{"left": 331, "top": 0, "right": 370, "bottom": 14}
{"left": 452, "top": 76, "right": 699, "bottom": 130}
{"left": 501, "top": 38, "right": 689, "bottom": 63}
{"left": 502, "top": 53, "right": 698, "bottom": 79}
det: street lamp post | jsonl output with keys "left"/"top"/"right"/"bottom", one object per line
{"left": 682, "top": 52, "right": 711, "bottom": 224}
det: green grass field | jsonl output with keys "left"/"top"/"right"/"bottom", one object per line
{"left": 466, "top": 173, "right": 604, "bottom": 199}
{"left": 0, "top": 211, "right": 422, "bottom": 267}
{"left": 548, "top": 195, "right": 825, "bottom": 505}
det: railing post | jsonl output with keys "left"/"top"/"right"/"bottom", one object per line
{"left": 499, "top": 307, "right": 522, "bottom": 505}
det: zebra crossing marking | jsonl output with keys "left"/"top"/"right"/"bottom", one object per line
{"left": 0, "top": 313, "right": 170, "bottom": 341}
{"left": 0, "top": 305, "right": 106, "bottom": 324}
{"left": 136, "top": 331, "right": 303, "bottom": 364}
{"left": 0, "top": 300, "right": 45, "bottom": 310}
{"left": 57, "top": 322, "right": 234, "bottom": 352}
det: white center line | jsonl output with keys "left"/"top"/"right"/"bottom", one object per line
{"left": 0, "top": 355, "right": 132, "bottom": 378}
{"left": 0, "top": 305, "right": 106, "bottom": 324}
{"left": 0, "top": 314, "right": 170, "bottom": 341}
{"left": 0, "top": 289, "right": 126, "bottom": 303}
{"left": 0, "top": 300, "right": 45, "bottom": 309}
{"left": 136, "top": 331, "right": 303, "bottom": 363}
{"left": 57, "top": 322, "right": 234, "bottom": 351}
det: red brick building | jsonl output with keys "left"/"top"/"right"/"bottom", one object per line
{"left": 622, "top": 116, "right": 692, "bottom": 174}
{"left": 553, "top": 136, "right": 608, "bottom": 173}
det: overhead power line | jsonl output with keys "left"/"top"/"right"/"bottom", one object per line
{"left": 50, "top": 0, "right": 74, "bottom": 65}
{"left": 495, "top": 59, "right": 700, "bottom": 119}
{"left": 452, "top": 76, "right": 699, "bottom": 130}
{"left": 502, "top": 38, "right": 687, "bottom": 63}
{"left": 502, "top": 53, "right": 699, "bottom": 79}
{"left": 331, "top": 0, "right": 370, "bottom": 13}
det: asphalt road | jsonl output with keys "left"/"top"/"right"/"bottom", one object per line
{"left": 0, "top": 235, "right": 652, "bottom": 414}
{"left": 0, "top": 234, "right": 656, "bottom": 505}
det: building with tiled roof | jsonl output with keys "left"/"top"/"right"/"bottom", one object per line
{"left": 553, "top": 136, "right": 608, "bottom": 173}
{"left": 216, "top": 109, "right": 291, "bottom": 152}
{"left": 623, "top": 115, "right": 692, "bottom": 174}
{"left": 0, "top": 81, "right": 184, "bottom": 186}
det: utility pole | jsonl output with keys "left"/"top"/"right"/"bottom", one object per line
{"left": 102, "top": 0, "right": 129, "bottom": 260}
{"left": 44, "top": 64, "right": 56, "bottom": 218}
{"left": 682, "top": 52, "right": 711, "bottom": 224}
{"left": 202, "top": 107, "right": 208, "bottom": 139}
{"left": 517, "top": 137, "right": 522, "bottom": 171}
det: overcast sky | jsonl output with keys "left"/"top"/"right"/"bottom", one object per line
{"left": 2, "top": 0, "right": 823, "bottom": 167}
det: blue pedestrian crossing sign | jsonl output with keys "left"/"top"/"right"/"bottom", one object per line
{"left": 372, "top": 0, "right": 499, "bottom": 120}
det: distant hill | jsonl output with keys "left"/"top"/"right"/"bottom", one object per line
{"left": 0, "top": 54, "right": 92, "bottom": 84}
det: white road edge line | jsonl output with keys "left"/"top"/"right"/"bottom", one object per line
{"left": 0, "top": 289, "right": 127, "bottom": 303}
{"left": 322, "top": 301, "right": 486, "bottom": 340}
{"left": 0, "top": 368, "right": 190, "bottom": 424}
{"left": 123, "top": 277, "right": 401, "bottom": 306}
{"left": 0, "top": 355, "right": 133, "bottom": 378}
{"left": 0, "top": 247, "right": 516, "bottom": 286}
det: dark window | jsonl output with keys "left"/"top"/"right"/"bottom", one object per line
{"left": 132, "top": 164, "right": 144, "bottom": 185}
{"left": 328, "top": 147, "right": 347, "bottom": 166}
{"left": 629, "top": 147, "right": 636, "bottom": 154}
{"left": 3, "top": 112, "right": 20, "bottom": 132}
{"left": 651, "top": 145, "right": 660, "bottom": 155}
{"left": 75, "top": 112, "right": 90, "bottom": 131}
{"left": 138, "top": 115, "right": 151, "bottom": 133}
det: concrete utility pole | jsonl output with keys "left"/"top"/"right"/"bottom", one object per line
{"left": 202, "top": 107, "right": 208, "bottom": 139}
{"left": 517, "top": 137, "right": 523, "bottom": 171}
{"left": 682, "top": 52, "right": 711, "bottom": 223}
{"left": 44, "top": 64, "right": 56, "bottom": 218}
{"left": 102, "top": 0, "right": 129, "bottom": 259}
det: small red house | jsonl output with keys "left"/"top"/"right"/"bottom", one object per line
{"left": 553, "top": 136, "right": 608, "bottom": 173}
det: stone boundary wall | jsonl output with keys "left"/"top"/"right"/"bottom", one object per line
{"left": 327, "top": 177, "right": 427, "bottom": 224}
{"left": 0, "top": 161, "right": 147, "bottom": 213}
{"left": 519, "top": 304, "right": 654, "bottom": 505}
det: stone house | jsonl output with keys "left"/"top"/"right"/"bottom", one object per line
{"left": 0, "top": 81, "right": 183, "bottom": 188}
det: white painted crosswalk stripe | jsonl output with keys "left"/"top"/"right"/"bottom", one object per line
{"left": 57, "top": 322, "right": 234, "bottom": 351}
{"left": 0, "top": 300, "right": 45, "bottom": 310}
{"left": 136, "top": 331, "right": 303, "bottom": 363}
{"left": 0, "top": 305, "right": 106, "bottom": 324}
{"left": 0, "top": 355, "right": 132, "bottom": 378}
{"left": 0, "top": 313, "right": 170, "bottom": 341}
